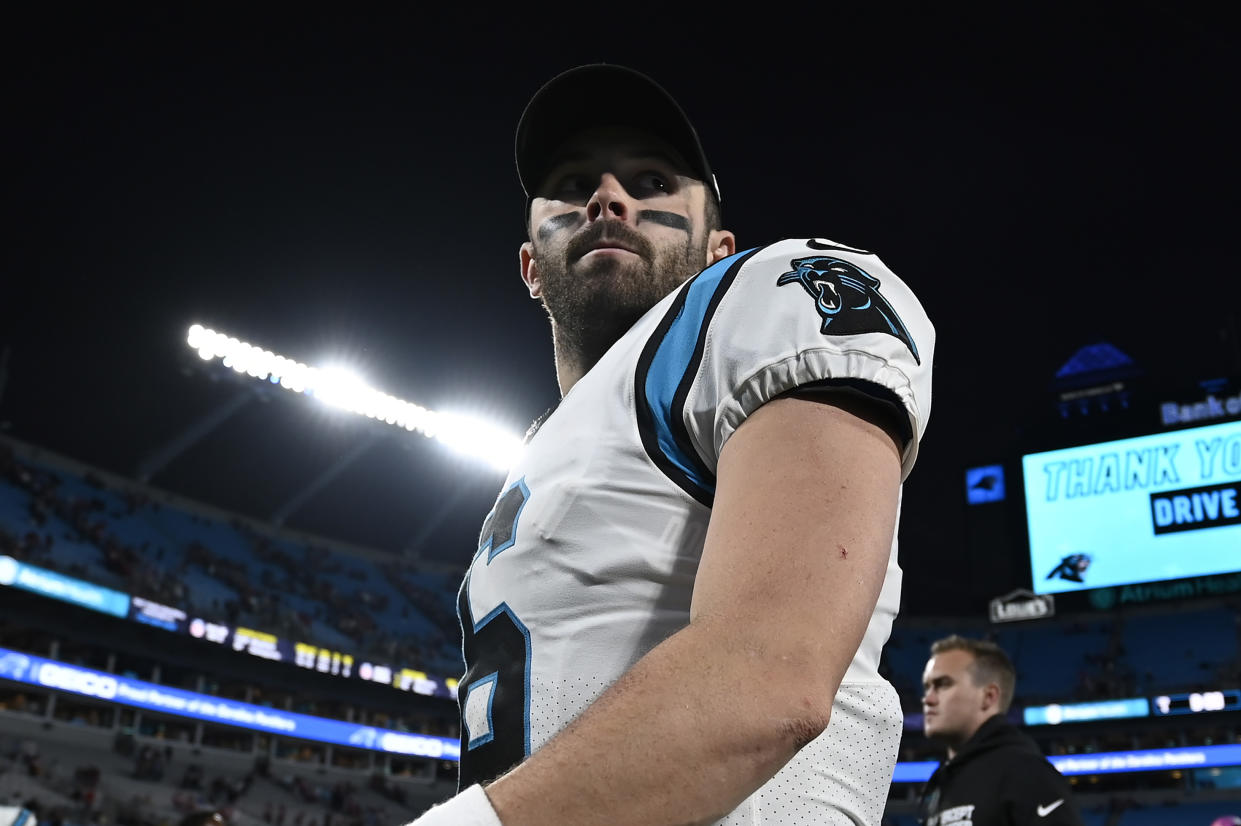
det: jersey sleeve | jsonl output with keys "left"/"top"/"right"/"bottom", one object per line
{"left": 655, "top": 237, "right": 934, "bottom": 494}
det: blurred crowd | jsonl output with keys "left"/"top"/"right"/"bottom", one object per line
{"left": 0, "top": 444, "right": 461, "bottom": 677}
{"left": 1, "top": 729, "right": 429, "bottom": 826}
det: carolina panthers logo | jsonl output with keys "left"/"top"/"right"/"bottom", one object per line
{"left": 0, "top": 652, "right": 31, "bottom": 681}
{"left": 1046, "top": 552, "right": 1092, "bottom": 584}
{"left": 348, "top": 726, "right": 380, "bottom": 748}
{"left": 777, "top": 256, "right": 920, "bottom": 365}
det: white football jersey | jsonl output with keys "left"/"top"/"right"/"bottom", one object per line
{"left": 456, "top": 238, "right": 934, "bottom": 824}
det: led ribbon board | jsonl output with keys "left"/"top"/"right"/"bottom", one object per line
{"left": 0, "top": 645, "right": 459, "bottom": 761}
{"left": 0, "top": 555, "right": 129, "bottom": 617}
{"left": 1153, "top": 689, "right": 1241, "bottom": 715}
{"left": 5, "top": 643, "right": 1237, "bottom": 781}
{"left": 0, "top": 556, "right": 458, "bottom": 699}
{"left": 891, "top": 745, "right": 1241, "bottom": 783}
{"left": 1023, "top": 698, "right": 1150, "bottom": 725}
{"left": 1023, "top": 418, "right": 1241, "bottom": 594}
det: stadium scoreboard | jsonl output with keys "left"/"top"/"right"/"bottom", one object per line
{"left": 1021, "top": 417, "right": 1241, "bottom": 595}
{"left": 1153, "top": 689, "right": 1241, "bottom": 716}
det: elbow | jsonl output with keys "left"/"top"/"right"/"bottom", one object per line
{"left": 725, "top": 697, "right": 831, "bottom": 787}
{"left": 770, "top": 681, "right": 836, "bottom": 751}
{"left": 690, "top": 621, "right": 843, "bottom": 754}
{"left": 779, "top": 711, "right": 832, "bottom": 750}
{"left": 743, "top": 650, "right": 841, "bottom": 753}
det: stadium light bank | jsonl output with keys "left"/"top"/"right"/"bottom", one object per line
{"left": 186, "top": 324, "right": 523, "bottom": 473}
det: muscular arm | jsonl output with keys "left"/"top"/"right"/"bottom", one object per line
{"left": 483, "top": 393, "right": 905, "bottom": 825}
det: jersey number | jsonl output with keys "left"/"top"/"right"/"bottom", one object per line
{"left": 457, "top": 481, "right": 531, "bottom": 790}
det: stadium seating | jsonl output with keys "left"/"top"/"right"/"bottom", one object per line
{"left": 1121, "top": 608, "right": 1240, "bottom": 694}
{"left": 0, "top": 711, "right": 451, "bottom": 826}
{"left": 0, "top": 480, "right": 34, "bottom": 531}
{"left": 1, "top": 447, "right": 464, "bottom": 678}
{"left": 991, "top": 618, "right": 1114, "bottom": 702}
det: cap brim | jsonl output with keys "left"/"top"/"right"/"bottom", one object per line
{"left": 515, "top": 64, "right": 719, "bottom": 205}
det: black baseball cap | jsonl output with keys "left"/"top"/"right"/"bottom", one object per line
{"left": 515, "top": 64, "right": 721, "bottom": 210}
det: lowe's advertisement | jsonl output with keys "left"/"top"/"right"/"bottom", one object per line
{"left": 1023, "top": 418, "right": 1241, "bottom": 595}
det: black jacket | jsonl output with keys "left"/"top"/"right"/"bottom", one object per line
{"left": 918, "top": 716, "right": 1084, "bottom": 826}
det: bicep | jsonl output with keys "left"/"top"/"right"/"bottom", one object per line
{"left": 688, "top": 392, "right": 903, "bottom": 697}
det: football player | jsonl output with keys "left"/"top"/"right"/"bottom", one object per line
{"left": 409, "top": 63, "right": 935, "bottom": 825}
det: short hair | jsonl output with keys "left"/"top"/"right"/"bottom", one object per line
{"left": 930, "top": 634, "right": 1017, "bottom": 713}
{"left": 702, "top": 189, "right": 722, "bottom": 237}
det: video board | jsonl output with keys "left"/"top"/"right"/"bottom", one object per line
{"left": 1021, "top": 418, "right": 1241, "bottom": 594}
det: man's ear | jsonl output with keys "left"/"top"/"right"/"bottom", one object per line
{"left": 520, "top": 242, "right": 542, "bottom": 299}
{"left": 981, "top": 681, "right": 1002, "bottom": 714}
{"left": 706, "top": 229, "right": 736, "bottom": 267}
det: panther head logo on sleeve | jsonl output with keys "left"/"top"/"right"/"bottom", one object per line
{"left": 777, "top": 254, "right": 921, "bottom": 365}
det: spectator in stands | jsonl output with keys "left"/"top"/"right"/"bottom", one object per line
{"left": 918, "top": 635, "right": 1085, "bottom": 825}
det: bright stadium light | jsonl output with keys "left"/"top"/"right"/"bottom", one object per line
{"left": 186, "top": 324, "right": 523, "bottom": 472}
{"left": 433, "top": 411, "right": 526, "bottom": 470}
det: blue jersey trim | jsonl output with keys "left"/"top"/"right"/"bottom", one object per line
{"left": 635, "top": 247, "right": 760, "bottom": 506}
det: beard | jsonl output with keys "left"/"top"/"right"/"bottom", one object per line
{"left": 533, "top": 219, "right": 707, "bottom": 374}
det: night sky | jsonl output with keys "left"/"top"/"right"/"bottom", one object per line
{"left": 5, "top": 6, "right": 1237, "bottom": 616}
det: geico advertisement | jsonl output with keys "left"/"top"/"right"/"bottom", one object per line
{"left": 0, "top": 645, "right": 459, "bottom": 761}
{"left": 1023, "top": 418, "right": 1241, "bottom": 594}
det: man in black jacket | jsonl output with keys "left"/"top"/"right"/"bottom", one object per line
{"left": 917, "top": 635, "right": 1084, "bottom": 825}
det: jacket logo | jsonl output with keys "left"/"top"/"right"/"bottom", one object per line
{"left": 777, "top": 256, "right": 920, "bottom": 364}
{"left": 1037, "top": 799, "right": 1064, "bottom": 817}
{"left": 935, "top": 804, "right": 975, "bottom": 825}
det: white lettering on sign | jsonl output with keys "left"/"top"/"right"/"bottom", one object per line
{"left": 1161, "top": 392, "right": 1241, "bottom": 426}
{"left": 1043, "top": 446, "right": 1180, "bottom": 501}
{"left": 36, "top": 663, "right": 118, "bottom": 699}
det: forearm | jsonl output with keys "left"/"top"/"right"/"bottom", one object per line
{"left": 484, "top": 618, "right": 833, "bottom": 826}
